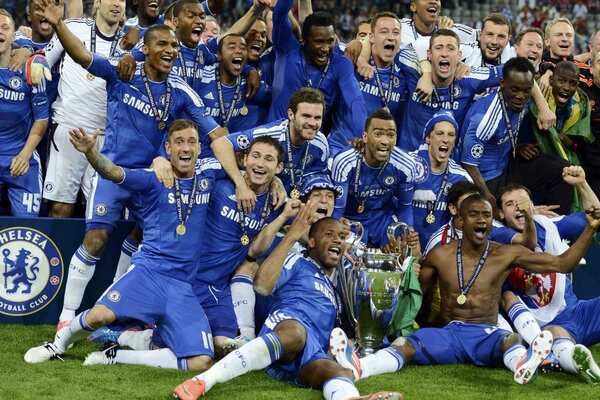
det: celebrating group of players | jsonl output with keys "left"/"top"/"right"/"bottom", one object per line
{"left": 3, "top": 0, "right": 600, "bottom": 399}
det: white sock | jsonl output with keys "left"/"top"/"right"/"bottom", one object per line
{"left": 118, "top": 329, "right": 153, "bottom": 350}
{"left": 60, "top": 246, "right": 99, "bottom": 321}
{"left": 553, "top": 337, "right": 577, "bottom": 374}
{"left": 360, "top": 346, "right": 405, "bottom": 379}
{"left": 507, "top": 302, "right": 541, "bottom": 344}
{"left": 114, "top": 348, "right": 179, "bottom": 369}
{"left": 323, "top": 377, "right": 359, "bottom": 400}
{"left": 231, "top": 274, "right": 256, "bottom": 339}
{"left": 503, "top": 344, "right": 527, "bottom": 372}
{"left": 196, "top": 332, "right": 282, "bottom": 392}
{"left": 113, "top": 236, "right": 138, "bottom": 281}
{"left": 55, "top": 310, "right": 94, "bottom": 352}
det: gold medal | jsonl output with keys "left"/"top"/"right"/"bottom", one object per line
{"left": 357, "top": 203, "right": 365, "bottom": 214}
{"left": 158, "top": 121, "right": 166, "bottom": 130}
{"left": 240, "top": 106, "right": 248, "bottom": 116}
{"left": 86, "top": 72, "right": 95, "bottom": 81}
{"left": 241, "top": 234, "right": 250, "bottom": 245}
{"left": 425, "top": 213, "right": 436, "bottom": 224}
{"left": 457, "top": 293, "right": 466, "bottom": 305}
{"left": 290, "top": 187, "right": 300, "bottom": 199}
{"left": 176, "top": 224, "right": 186, "bottom": 236}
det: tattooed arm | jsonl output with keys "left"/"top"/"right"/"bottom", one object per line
{"left": 68, "top": 127, "right": 125, "bottom": 183}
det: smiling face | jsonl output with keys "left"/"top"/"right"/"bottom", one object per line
{"left": 173, "top": 2, "right": 206, "bottom": 48}
{"left": 165, "top": 127, "right": 200, "bottom": 178}
{"left": 551, "top": 67, "right": 579, "bottom": 108}
{"left": 514, "top": 31, "right": 543, "bottom": 69}
{"left": 307, "top": 189, "right": 336, "bottom": 219}
{"left": 143, "top": 28, "right": 179, "bottom": 79}
{"left": 308, "top": 218, "right": 347, "bottom": 270}
{"left": 243, "top": 142, "right": 283, "bottom": 192}
{"left": 458, "top": 198, "right": 493, "bottom": 245}
{"left": 428, "top": 33, "right": 461, "bottom": 85}
{"left": 426, "top": 121, "right": 456, "bottom": 169}
{"left": 245, "top": 20, "right": 267, "bottom": 64}
{"left": 201, "top": 18, "right": 220, "bottom": 44}
{"left": 218, "top": 35, "right": 248, "bottom": 78}
{"left": 370, "top": 16, "right": 401, "bottom": 67}
{"left": 304, "top": 25, "right": 336, "bottom": 67}
{"left": 363, "top": 117, "right": 397, "bottom": 167}
{"left": 411, "top": 0, "right": 441, "bottom": 28}
{"left": 545, "top": 21, "right": 574, "bottom": 58}
{"left": 288, "top": 102, "right": 324, "bottom": 143}
{"left": 479, "top": 21, "right": 511, "bottom": 63}
{"left": 500, "top": 70, "right": 534, "bottom": 112}
{"left": 97, "top": 0, "right": 126, "bottom": 28}
{"left": 498, "top": 188, "right": 533, "bottom": 232}
{"left": 0, "top": 14, "right": 15, "bottom": 58}
{"left": 136, "top": 0, "right": 164, "bottom": 22}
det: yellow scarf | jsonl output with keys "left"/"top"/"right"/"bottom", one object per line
{"left": 547, "top": 91, "right": 581, "bottom": 135}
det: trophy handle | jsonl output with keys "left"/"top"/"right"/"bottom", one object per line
{"left": 347, "top": 221, "right": 364, "bottom": 253}
{"left": 387, "top": 221, "right": 412, "bottom": 261}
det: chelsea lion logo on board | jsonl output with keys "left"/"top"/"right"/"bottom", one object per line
{"left": 0, "top": 227, "right": 64, "bottom": 316}
{"left": 9, "top": 76, "right": 23, "bottom": 90}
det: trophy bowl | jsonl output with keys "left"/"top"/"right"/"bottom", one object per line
{"left": 336, "top": 222, "right": 411, "bottom": 355}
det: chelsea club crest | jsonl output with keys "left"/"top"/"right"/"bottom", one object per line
{"left": 0, "top": 227, "right": 64, "bottom": 316}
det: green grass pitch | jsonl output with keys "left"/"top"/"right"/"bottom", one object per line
{"left": 4, "top": 324, "right": 599, "bottom": 399}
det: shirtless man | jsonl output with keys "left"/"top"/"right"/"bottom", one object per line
{"left": 330, "top": 194, "right": 600, "bottom": 385}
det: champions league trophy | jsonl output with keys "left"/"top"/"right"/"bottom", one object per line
{"left": 336, "top": 221, "right": 417, "bottom": 355}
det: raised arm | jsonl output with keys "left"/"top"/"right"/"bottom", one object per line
{"left": 247, "top": 199, "right": 301, "bottom": 258}
{"left": 65, "top": 0, "right": 83, "bottom": 19}
{"left": 68, "top": 127, "right": 124, "bottom": 183}
{"left": 563, "top": 165, "right": 600, "bottom": 210}
{"left": 35, "top": 0, "right": 93, "bottom": 67}
{"left": 218, "top": 0, "right": 270, "bottom": 40}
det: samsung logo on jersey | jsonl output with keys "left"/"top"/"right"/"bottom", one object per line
{"left": 203, "top": 106, "right": 243, "bottom": 118}
{"left": 411, "top": 92, "right": 459, "bottom": 110}
{"left": 168, "top": 192, "right": 210, "bottom": 205}
{"left": 172, "top": 66, "right": 203, "bottom": 79}
{"left": 359, "top": 82, "right": 401, "bottom": 102}
{"left": 220, "top": 206, "right": 264, "bottom": 229}
{"left": 122, "top": 93, "right": 156, "bottom": 116}
{"left": 314, "top": 281, "right": 336, "bottom": 306}
{"left": 0, "top": 88, "right": 25, "bottom": 101}
{"left": 358, "top": 188, "right": 390, "bottom": 197}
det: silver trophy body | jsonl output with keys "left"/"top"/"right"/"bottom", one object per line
{"left": 337, "top": 221, "right": 412, "bottom": 355}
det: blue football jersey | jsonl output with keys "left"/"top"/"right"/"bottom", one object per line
{"left": 15, "top": 34, "right": 60, "bottom": 103}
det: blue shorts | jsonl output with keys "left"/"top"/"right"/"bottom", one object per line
{"left": 86, "top": 173, "right": 142, "bottom": 230}
{"left": 407, "top": 321, "right": 512, "bottom": 367}
{"left": 97, "top": 265, "right": 214, "bottom": 358}
{"left": 193, "top": 281, "right": 238, "bottom": 338}
{"left": 353, "top": 210, "right": 398, "bottom": 247}
{"left": 544, "top": 298, "right": 600, "bottom": 347}
{"left": 258, "top": 309, "right": 330, "bottom": 386}
{"left": 0, "top": 153, "right": 42, "bottom": 216}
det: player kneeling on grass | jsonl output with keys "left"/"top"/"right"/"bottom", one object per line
{"left": 329, "top": 194, "right": 600, "bottom": 385}
{"left": 173, "top": 207, "right": 403, "bottom": 400}
{"left": 24, "top": 120, "right": 218, "bottom": 372}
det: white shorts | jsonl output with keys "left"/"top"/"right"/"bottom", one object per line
{"left": 43, "top": 124, "right": 105, "bottom": 204}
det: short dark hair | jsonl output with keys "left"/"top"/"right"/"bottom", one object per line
{"left": 430, "top": 29, "right": 460, "bottom": 49}
{"left": 302, "top": 11, "right": 334, "bottom": 42}
{"left": 247, "top": 136, "right": 285, "bottom": 165}
{"left": 370, "top": 12, "right": 400, "bottom": 33}
{"left": 458, "top": 193, "right": 490, "bottom": 217}
{"left": 164, "top": 1, "right": 178, "bottom": 20}
{"left": 218, "top": 33, "right": 245, "bottom": 53}
{"left": 447, "top": 181, "right": 483, "bottom": 207}
{"left": 514, "top": 27, "right": 544, "bottom": 45}
{"left": 144, "top": 24, "right": 175, "bottom": 44}
{"left": 308, "top": 217, "right": 339, "bottom": 239}
{"left": 503, "top": 56, "right": 535, "bottom": 80}
{"left": 482, "top": 13, "right": 512, "bottom": 35}
{"left": 356, "top": 18, "right": 372, "bottom": 35}
{"left": 497, "top": 183, "right": 531, "bottom": 209}
{"left": 173, "top": 0, "right": 203, "bottom": 18}
{"left": 167, "top": 119, "right": 198, "bottom": 140}
{"left": 288, "top": 87, "right": 325, "bottom": 114}
{"left": 365, "top": 108, "right": 395, "bottom": 131}
{"left": 554, "top": 60, "right": 580, "bottom": 77}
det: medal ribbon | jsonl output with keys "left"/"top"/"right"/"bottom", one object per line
{"left": 176, "top": 44, "right": 203, "bottom": 84}
{"left": 426, "top": 163, "right": 450, "bottom": 216}
{"left": 216, "top": 67, "right": 243, "bottom": 128}
{"left": 285, "top": 122, "right": 311, "bottom": 191}
{"left": 141, "top": 65, "right": 172, "bottom": 130}
{"left": 174, "top": 174, "right": 198, "bottom": 229}
{"left": 352, "top": 152, "right": 389, "bottom": 211}
{"left": 90, "top": 21, "right": 121, "bottom": 56}
{"left": 498, "top": 91, "right": 525, "bottom": 158}
{"left": 238, "top": 191, "right": 271, "bottom": 241}
{"left": 456, "top": 239, "right": 490, "bottom": 296}
{"left": 432, "top": 82, "right": 455, "bottom": 107}
{"left": 302, "top": 54, "right": 332, "bottom": 89}
{"left": 371, "top": 56, "right": 395, "bottom": 110}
